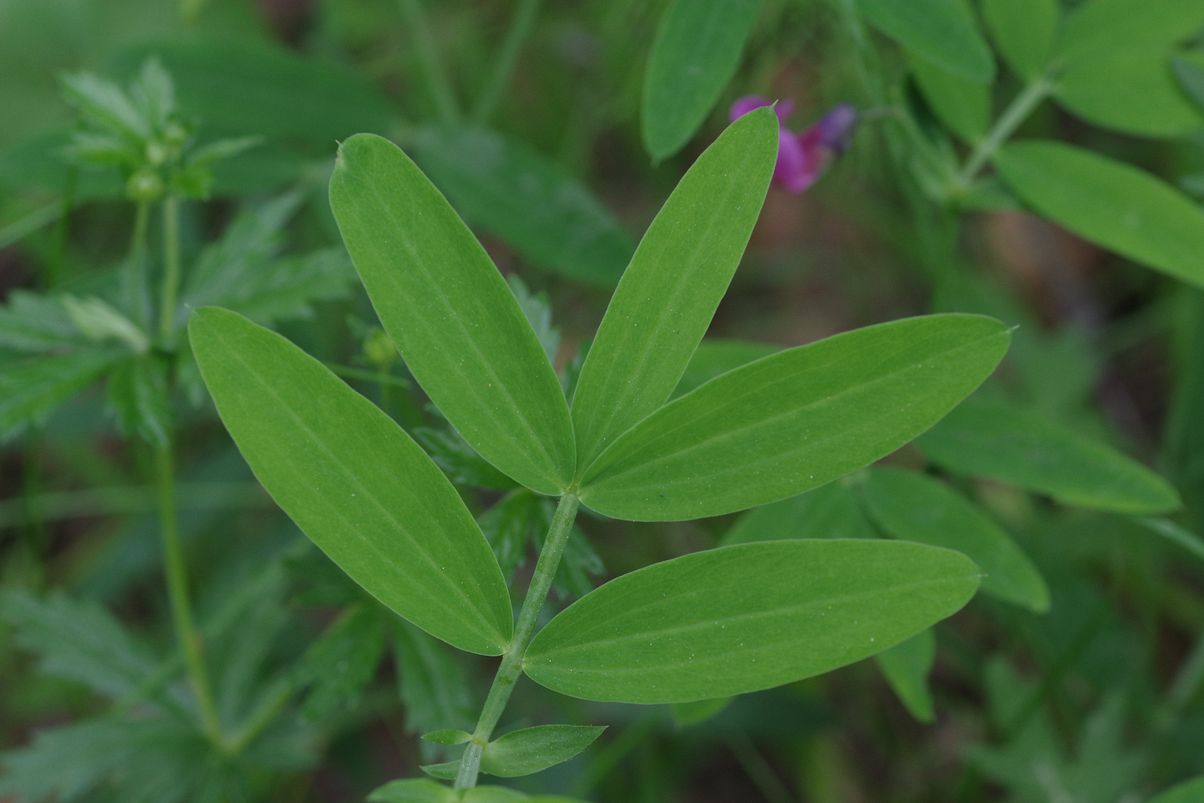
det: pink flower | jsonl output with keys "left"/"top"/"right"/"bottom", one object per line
{"left": 730, "top": 97, "right": 858, "bottom": 193}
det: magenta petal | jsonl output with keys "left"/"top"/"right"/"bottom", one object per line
{"left": 774, "top": 129, "right": 819, "bottom": 193}
{"left": 730, "top": 95, "right": 773, "bottom": 121}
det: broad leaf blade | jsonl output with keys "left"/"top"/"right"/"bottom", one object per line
{"left": 524, "top": 540, "right": 980, "bottom": 704}
{"left": 909, "top": 52, "right": 990, "bottom": 144}
{"left": 641, "top": 0, "right": 763, "bottom": 160}
{"left": 859, "top": 468, "right": 1049, "bottom": 612}
{"left": 856, "top": 0, "right": 994, "bottom": 83}
{"left": 996, "top": 141, "right": 1204, "bottom": 289}
{"left": 482, "top": 725, "right": 605, "bottom": 778}
{"left": 981, "top": 0, "right": 1058, "bottom": 81}
{"left": 189, "top": 307, "right": 512, "bottom": 655}
{"left": 330, "top": 133, "right": 575, "bottom": 494}
{"left": 412, "top": 126, "right": 632, "bottom": 288}
{"left": 368, "top": 778, "right": 456, "bottom": 803}
{"left": 578, "top": 314, "right": 1010, "bottom": 521}
{"left": 571, "top": 108, "right": 778, "bottom": 473}
{"left": 916, "top": 396, "right": 1181, "bottom": 514}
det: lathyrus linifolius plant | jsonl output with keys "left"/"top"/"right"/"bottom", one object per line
{"left": 188, "top": 107, "right": 1011, "bottom": 801}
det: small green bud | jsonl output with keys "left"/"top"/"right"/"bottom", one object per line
{"left": 163, "top": 121, "right": 189, "bottom": 148}
{"left": 145, "top": 140, "right": 169, "bottom": 166}
{"left": 363, "top": 328, "right": 397, "bottom": 367}
{"left": 125, "top": 168, "right": 164, "bottom": 202}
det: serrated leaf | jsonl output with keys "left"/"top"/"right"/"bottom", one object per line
{"left": 416, "top": 426, "right": 517, "bottom": 492}
{"left": 524, "top": 540, "right": 980, "bottom": 703}
{"left": 508, "top": 275, "right": 560, "bottom": 364}
{"left": 62, "top": 294, "right": 148, "bottom": 353}
{"left": 1052, "top": 0, "right": 1204, "bottom": 136}
{"left": 859, "top": 468, "right": 1049, "bottom": 612}
{"left": 60, "top": 71, "right": 147, "bottom": 143}
{"left": 106, "top": 356, "right": 170, "bottom": 446}
{"left": 874, "top": 629, "right": 936, "bottom": 723}
{"left": 330, "top": 133, "right": 575, "bottom": 494}
{"left": 368, "top": 778, "right": 457, "bottom": 803}
{"left": 411, "top": 126, "right": 632, "bottom": 288}
{"left": 478, "top": 490, "right": 545, "bottom": 580}
{"left": 723, "top": 481, "right": 874, "bottom": 545}
{"left": 578, "top": 314, "right": 1009, "bottom": 521}
{"left": 290, "top": 604, "right": 388, "bottom": 720}
{"left": 981, "top": 0, "right": 1058, "bottom": 81}
{"left": 857, "top": 0, "right": 994, "bottom": 83}
{"left": 0, "top": 589, "right": 162, "bottom": 702}
{"left": 996, "top": 141, "right": 1204, "bottom": 289}
{"left": 190, "top": 307, "right": 512, "bottom": 655}
{"left": 395, "top": 622, "right": 476, "bottom": 737}
{"left": 0, "top": 290, "right": 86, "bottom": 352}
{"left": 640, "top": 0, "right": 763, "bottom": 160}
{"left": 571, "top": 108, "right": 778, "bottom": 472}
{"left": 916, "top": 396, "right": 1180, "bottom": 514}
{"left": 0, "top": 348, "right": 122, "bottom": 439}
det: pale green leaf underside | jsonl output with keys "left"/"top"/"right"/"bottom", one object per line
{"left": 572, "top": 107, "right": 778, "bottom": 473}
{"left": 330, "top": 133, "right": 574, "bottom": 494}
{"left": 524, "top": 539, "right": 980, "bottom": 704}
{"left": 996, "top": 141, "right": 1204, "bottom": 289}
{"left": 578, "top": 314, "right": 1010, "bottom": 521}
{"left": 916, "top": 396, "right": 1180, "bottom": 514}
{"left": 641, "top": 0, "right": 764, "bottom": 160}
{"left": 427, "top": 725, "right": 605, "bottom": 780}
{"left": 189, "top": 307, "right": 512, "bottom": 655}
{"left": 860, "top": 467, "right": 1049, "bottom": 612}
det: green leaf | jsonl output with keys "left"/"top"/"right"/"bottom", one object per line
{"left": 416, "top": 425, "right": 516, "bottom": 492}
{"left": 420, "top": 761, "right": 460, "bottom": 781}
{"left": 422, "top": 729, "right": 472, "bottom": 746}
{"left": 909, "top": 52, "right": 990, "bottom": 143}
{"left": 916, "top": 396, "right": 1181, "bottom": 514}
{"left": 856, "top": 0, "right": 994, "bottom": 83}
{"left": 62, "top": 295, "right": 148, "bottom": 353}
{"left": 290, "top": 604, "right": 388, "bottom": 720}
{"left": 481, "top": 725, "right": 606, "bottom": 778}
{"left": 478, "top": 490, "right": 545, "bottom": 580}
{"left": 859, "top": 468, "right": 1049, "bottom": 612}
{"left": 640, "top": 0, "right": 763, "bottom": 160}
{"left": 115, "top": 37, "right": 395, "bottom": 147}
{"left": 1174, "top": 52, "right": 1204, "bottom": 112}
{"left": 996, "top": 141, "right": 1204, "bottom": 289}
{"left": 394, "top": 621, "right": 477, "bottom": 737}
{"left": 723, "top": 481, "right": 874, "bottom": 545}
{"left": 60, "top": 71, "right": 147, "bottom": 143}
{"left": 368, "top": 778, "right": 456, "bottom": 803}
{"left": 1136, "top": 518, "right": 1204, "bottom": 565}
{"left": 412, "top": 126, "right": 632, "bottom": 288}
{"left": 0, "top": 291, "right": 88, "bottom": 352}
{"left": 0, "top": 348, "right": 122, "bottom": 439}
{"left": 106, "top": 356, "right": 170, "bottom": 446}
{"left": 578, "top": 314, "right": 1010, "bottom": 521}
{"left": 189, "top": 307, "right": 512, "bottom": 655}
{"left": 0, "top": 589, "right": 162, "bottom": 703}
{"left": 330, "top": 133, "right": 575, "bottom": 495}
{"left": 675, "top": 339, "right": 778, "bottom": 399}
{"left": 571, "top": 108, "right": 778, "bottom": 472}
{"left": 981, "top": 0, "right": 1058, "bottom": 81}
{"left": 1151, "top": 775, "right": 1204, "bottom": 803}
{"left": 524, "top": 539, "right": 981, "bottom": 703}
{"left": 874, "top": 629, "right": 936, "bottom": 723}
{"left": 670, "top": 696, "right": 733, "bottom": 727}
{"left": 1052, "top": 0, "right": 1204, "bottom": 136}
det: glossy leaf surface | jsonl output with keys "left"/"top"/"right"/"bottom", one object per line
{"left": 190, "top": 308, "right": 512, "bottom": 655}
{"left": 525, "top": 540, "right": 981, "bottom": 703}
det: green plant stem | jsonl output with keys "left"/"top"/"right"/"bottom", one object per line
{"left": 155, "top": 440, "right": 224, "bottom": 746}
{"left": 455, "top": 492, "right": 580, "bottom": 790}
{"left": 398, "top": 0, "right": 461, "bottom": 123}
{"left": 954, "top": 78, "right": 1051, "bottom": 190}
{"left": 729, "top": 732, "right": 797, "bottom": 803}
{"left": 158, "top": 195, "right": 181, "bottom": 342}
{"left": 129, "top": 200, "right": 151, "bottom": 328}
{"left": 472, "top": 0, "right": 542, "bottom": 123}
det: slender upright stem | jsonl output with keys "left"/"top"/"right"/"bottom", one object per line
{"left": 398, "top": 0, "right": 461, "bottom": 123}
{"left": 128, "top": 200, "right": 150, "bottom": 328}
{"left": 455, "top": 493, "right": 581, "bottom": 790}
{"left": 155, "top": 439, "right": 224, "bottom": 745}
{"left": 472, "top": 0, "right": 542, "bottom": 123}
{"left": 954, "top": 78, "right": 1051, "bottom": 189}
{"left": 158, "top": 195, "right": 182, "bottom": 343}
